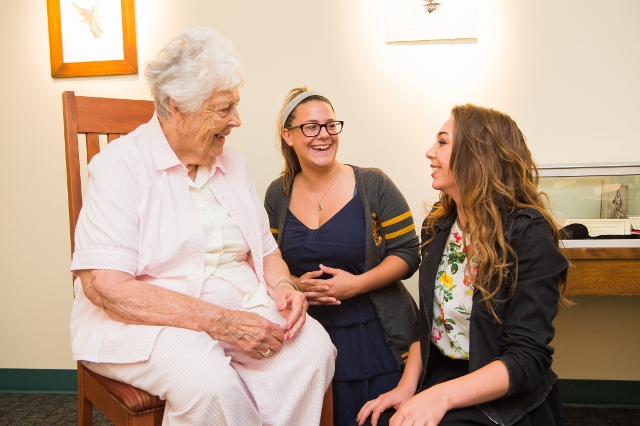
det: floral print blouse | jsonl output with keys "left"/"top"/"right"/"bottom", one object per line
{"left": 431, "top": 221, "right": 478, "bottom": 360}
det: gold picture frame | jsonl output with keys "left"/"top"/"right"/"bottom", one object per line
{"left": 47, "top": 0, "right": 137, "bottom": 78}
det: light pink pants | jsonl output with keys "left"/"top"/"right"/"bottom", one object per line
{"left": 85, "top": 280, "right": 336, "bottom": 425}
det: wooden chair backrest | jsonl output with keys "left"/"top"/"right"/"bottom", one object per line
{"left": 62, "top": 91, "right": 155, "bottom": 253}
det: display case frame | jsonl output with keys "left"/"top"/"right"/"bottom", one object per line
{"left": 537, "top": 162, "right": 640, "bottom": 296}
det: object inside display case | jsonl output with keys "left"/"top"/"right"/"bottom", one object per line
{"left": 537, "top": 163, "right": 639, "bottom": 243}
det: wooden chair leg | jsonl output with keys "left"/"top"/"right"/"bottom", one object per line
{"left": 319, "top": 382, "right": 334, "bottom": 426}
{"left": 78, "top": 395, "right": 93, "bottom": 425}
{"left": 78, "top": 366, "right": 93, "bottom": 426}
{"left": 128, "top": 409, "right": 164, "bottom": 426}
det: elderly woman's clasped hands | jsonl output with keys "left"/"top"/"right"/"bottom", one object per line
{"left": 220, "top": 281, "right": 308, "bottom": 359}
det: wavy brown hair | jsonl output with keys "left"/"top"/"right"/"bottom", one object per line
{"left": 276, "top": 87, "right": 334, "bottom": 196}
{"left": 423, "top": 104, "right": 568, "bottom": 319}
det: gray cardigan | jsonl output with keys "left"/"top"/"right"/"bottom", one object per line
{"left": 264, "top": 165, "right": 420, "bottom": 369}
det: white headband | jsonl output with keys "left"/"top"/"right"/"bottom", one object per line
{"left": 281, "top": 91, "right": 322, "bottom": 127}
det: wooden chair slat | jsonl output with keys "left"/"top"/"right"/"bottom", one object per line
{"left": 86, "top": 133, "right": 100, "bottom": 164}
{"left": 75, "top": 96, "right": 155, "bottom": 134}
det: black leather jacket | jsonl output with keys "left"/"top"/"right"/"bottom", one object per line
{"left": 418, "top": 208, "right": 568, "bottom": 425}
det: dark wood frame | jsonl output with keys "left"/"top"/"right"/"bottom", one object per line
{"left": 47, "top": 0, "right": 138, "bottom": 78}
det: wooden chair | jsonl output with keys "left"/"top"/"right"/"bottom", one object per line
{"left": 62, "top": 91, "right": 334, "bottom": 426}
{"left": 63, "top": 91, "right": 164, "bottom": 426}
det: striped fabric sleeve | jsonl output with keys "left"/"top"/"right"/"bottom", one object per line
{"left": 270, "top": 228, "right": 279, "bottom": 238}
{"left": 71, "top": 149, "right": 140, "bottom": 275}
{"left": 381, "top": 210, "right": 416, "bottom": 241}
{"left": 371, "top": 168, "right": 420, "bottom": 277}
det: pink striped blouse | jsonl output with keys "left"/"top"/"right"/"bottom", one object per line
{"left": 70, "top": 114, "right": 277, "bottom": 363}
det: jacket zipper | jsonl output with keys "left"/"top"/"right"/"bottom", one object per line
{"left": 477, "top": 405, "right": 500, "bottom": 425}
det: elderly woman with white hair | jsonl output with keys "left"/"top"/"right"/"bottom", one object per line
{"left": 70, "top": 27, "right": 335, "bottom": 425}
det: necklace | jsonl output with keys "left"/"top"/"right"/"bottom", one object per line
{"left": 301, "top": 164, "right": 341, "bottom": 211}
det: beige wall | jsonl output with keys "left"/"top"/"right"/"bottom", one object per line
{"left": 0, "top": 0, "right": 638, "bottom": 379}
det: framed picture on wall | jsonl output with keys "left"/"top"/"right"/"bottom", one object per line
{"left": 384, "top": 0, "right": 478, "bottom": 43}
{"left": 601, "top": 183, "right": 629, "bottom": 219}
{"left": 46, "top": 0, "right": 138, "bottom": 78}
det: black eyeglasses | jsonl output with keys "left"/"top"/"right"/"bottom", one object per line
{"left": 286, "top": 121, "right": 344, "bottom": 137}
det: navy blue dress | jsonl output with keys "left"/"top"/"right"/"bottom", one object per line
{"left": 280, "top": 193, "right": 402, "bottom": 426}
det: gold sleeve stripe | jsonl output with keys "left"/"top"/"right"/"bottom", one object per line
{"left": 401, "top": 351, "right": 409, "bottom": 362}
{"left": 270, "top": 228, "right": 279, "bottom": 234}
{"left": 381, "top": 211, "right": 412, "bottom": 228}
{"left": 384, "top": 224, "right": 415, "bottom": 240}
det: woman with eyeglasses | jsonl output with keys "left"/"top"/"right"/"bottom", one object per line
{"left": 264, "top": 87, "right": 421, "bottom": 426}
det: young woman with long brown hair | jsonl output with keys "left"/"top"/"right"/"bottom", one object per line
{"left": 355, "top": 104, "right": 568, "bottom": 426}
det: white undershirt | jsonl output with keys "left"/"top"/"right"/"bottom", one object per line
{"left": 188, "top": 165, "right": 269, "bottom": 308}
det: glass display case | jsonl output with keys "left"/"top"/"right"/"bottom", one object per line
{"left": 537, "top": 163, "right": 640, "bottom": 296}
{"left": 538, "top": 162, "right": 640, "bottom": 242}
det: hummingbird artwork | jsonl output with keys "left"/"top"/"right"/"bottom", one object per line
{"left": 72, "top": 1, "right": 104, "bottom": 39}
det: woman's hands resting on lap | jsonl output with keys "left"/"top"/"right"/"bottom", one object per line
{"left": 268, "top": 281, "right": 307, "bottom": 339}
{"left": 210, "top": 309, "right": 286, "bottom": 360}
{"left": 106, "top": 300, "right": 294, "bottom": 361}
{"left": 356, "top": 341, "right": 451, "bottom": 426}
{"left": 295, "top": 256, "right": 410, "bottom": 306}
{"left": 356, "top": 350, "right": 510, "bottom": 426}
{"left": 295, "top": 264, "right": 360, "bottom": 305}
{"left": 357, "top": 386, "right": 448, "bottom": 426}
{"left": 216, "top": 281, "right": 308, "bottom": 360}
{"left": 79, "top": 268, "right": 307, "bottom": 361}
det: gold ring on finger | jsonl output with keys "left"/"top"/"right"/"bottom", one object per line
{"left": 259, "top": 348, "right": 271, "bottom": 357}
